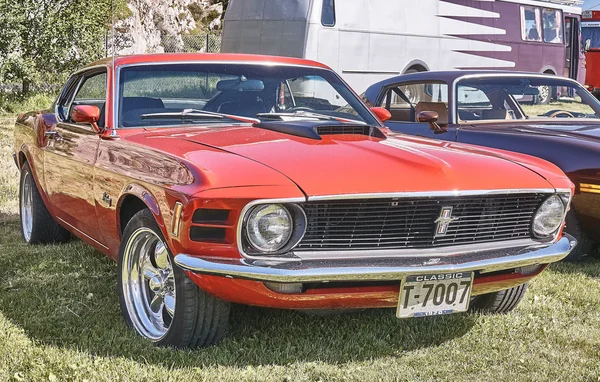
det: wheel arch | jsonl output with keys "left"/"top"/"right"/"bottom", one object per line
{"left": 403, "top": 60, "right": 429, "bottom": 74}
{"left": 540, "top": 66, "right": 557, "bottom": 75}
{"left": 116, "top": 184, "right": 167, "bottom": 239}
{"left": 17, "top": 144, "right": 33, "bottom": 169}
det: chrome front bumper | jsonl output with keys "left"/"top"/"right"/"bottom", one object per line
{"left": 174, "top": 234, "right": 576, "bottom": 283}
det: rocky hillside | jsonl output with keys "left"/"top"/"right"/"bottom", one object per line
{"left": 115, "top": 0, "right": 225, "bottom": 54}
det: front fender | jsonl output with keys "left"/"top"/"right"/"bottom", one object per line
{"left": 116, "top": 183, "right": 167, "bottom": 236}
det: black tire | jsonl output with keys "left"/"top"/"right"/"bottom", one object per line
{"left": 563, "top": 210, "right": 595, "bottom": 262}
{"left": 470, "top": 283, "right": 528, "bottom": 314}
{"left": 117, "top": 209, "right": 230, "bottom": 348}
{"left": 19, "top": 162, "right": 70, "bottom": 244}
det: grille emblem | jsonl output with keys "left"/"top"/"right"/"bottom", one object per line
{"left": 434, "top": 207, "right": 459, "bottom": 236}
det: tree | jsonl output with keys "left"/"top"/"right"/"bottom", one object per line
{"left": 0, "top": 0, "right": 127, "bottom": 95}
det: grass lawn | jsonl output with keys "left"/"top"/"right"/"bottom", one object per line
{"left": 1, "top": 117, "right": 600, "bottom": 381}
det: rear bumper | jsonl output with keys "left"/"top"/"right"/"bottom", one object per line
{"left": 174, "top": 235, "right": 576, "bottom": 284}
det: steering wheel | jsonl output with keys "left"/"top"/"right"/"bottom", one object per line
{"left": 548, "top": 110, "right": 575, "bottom": 118}
{"left": 288, "top": 106, "right": 315, "bottom": 112}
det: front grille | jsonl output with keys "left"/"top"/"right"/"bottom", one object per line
{"left": 296, "top": 193, "right": 548, "bottom": 251}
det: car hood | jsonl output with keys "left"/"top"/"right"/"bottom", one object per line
{"left": 153, "top": 125, "right": 559, "bottom": 197}
{"left": 466, "top": 121, "right": 600, "bottom": 142}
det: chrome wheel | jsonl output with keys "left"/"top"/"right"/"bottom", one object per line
{"left": 121, "top": 228, "right": 176, "bottom": 341}
{"left": 20, "top": 171, "right": 33, "bottom": 242}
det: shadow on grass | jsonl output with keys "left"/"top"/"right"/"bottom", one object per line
{"left": 547, "top": 253, "right": 600, "bottom": 279}
{"left": 0, "top": 215, "right": 476, "bottom": 368}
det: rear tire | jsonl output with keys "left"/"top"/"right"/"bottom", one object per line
{"left": 19, "top": 162, "right": 70, "bottom": 244}
{"left": 117, "top": 209, "right": 230, "bottom": 348}
{"left": 563, "top": 210, "right": 595, "bottom": 262}
{"left": 470, "top": 283, "right": 528, "bottom": 314}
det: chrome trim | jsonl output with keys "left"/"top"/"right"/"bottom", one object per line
{"left": 451, "top": 73, "right": 598, "bottom": 124}
{"left": 55, "top": 216, "right": 109, "bottom": 250}
{"left": 55, "top": 65, "right": 109, "bottom": 123}
{"left": 244, "top": 203, "right": 308, "bottom": 255}
{"left": 236, "top": 198, "right": 306, "bottom": 262}
{"left": 174, "top": 234, "right": 576, "bottom": 283}
{"left": 293, "top": 239, "right": 541, "bottom": 260}
{"left": 306, "top": 188, "right": 556, "bottom": 201}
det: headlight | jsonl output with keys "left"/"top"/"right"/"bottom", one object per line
{"left": 532, "top": 195, "right": 565, "bottom": 238}
{"left": 246, "top": 204, "right": 293, "bottom": 253}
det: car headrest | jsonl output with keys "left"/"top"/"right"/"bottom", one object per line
{"left": 415, "top": 102, "right": 448, "bottom": 125}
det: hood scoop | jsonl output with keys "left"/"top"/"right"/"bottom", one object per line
{"left": 252, "top": 120, "right": 386, "bottom": 140}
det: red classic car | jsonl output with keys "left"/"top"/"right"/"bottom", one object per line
{"left": 14, "top": 53, "right": 575, "bottom": 348}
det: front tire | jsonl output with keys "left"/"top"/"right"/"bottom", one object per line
{"left": 563, "top": 210, "right": 595, "bottom": 262}
{"left": 117, "top": 209, "right": 230, "bottom": 348}
{"left": 19, "top": 162, "right": 70, "bottom": 244}
{"left": 470, "top": 283, "right": 528, "bottom": 314}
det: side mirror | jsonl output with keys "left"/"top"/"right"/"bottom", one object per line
{"left": 417, "top": 111, "right": 447, "bottom": 134}
{"left": 585, "top": 38, "right": 591, "bottom": 52}
{"left": 370, "top": 107, "right": 391, "bottom": 122}
{"left": 72, "top": 105, "right": 101, "bottom": 132}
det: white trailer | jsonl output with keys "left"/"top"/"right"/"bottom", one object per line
{"left": 221, "top": 0, "right": 585, "bottom": 93}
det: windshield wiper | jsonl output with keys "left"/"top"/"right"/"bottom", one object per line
{"left": 141, "top": 109, "right": 259, "bottom": 124}
{"left": 256, "top": 111, "right": 366, "bottom": 124}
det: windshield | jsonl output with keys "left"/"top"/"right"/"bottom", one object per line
{"left": 456, "top": 77, "right": 600, "bottom": 122}
{"left": 117, "top": 63, "right": 378, "bottom": 128}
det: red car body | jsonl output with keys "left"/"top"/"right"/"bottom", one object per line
{"left": 13, "top": 53, "right": 576, "bottom": 346}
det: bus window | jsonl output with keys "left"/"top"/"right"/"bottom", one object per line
{"left": 543, "top": 9, "right": 564, "bottom": 43}
{"left": 521, "top": 6, "right": 542, "bottom": 42}
{"left": 322, "top": 0, "right": 336, "bottom": 27}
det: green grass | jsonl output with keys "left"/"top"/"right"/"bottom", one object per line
{"left": 0, "top": 93, "right": 55, "bottom": 115}
{"left": 1, "top": 119, "right": 600, "bottom": 381}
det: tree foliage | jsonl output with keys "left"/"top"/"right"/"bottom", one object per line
{"left": 0, "top": 0, "right": 127, "bottom": 95}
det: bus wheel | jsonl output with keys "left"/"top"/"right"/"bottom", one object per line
{"left": 536, "top": 85, "right": 551, "bottom": 104}
{"left": 536, "top": 71, "right": 556, "bottom": 104}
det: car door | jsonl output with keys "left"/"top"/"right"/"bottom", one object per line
{"left": 377, "top": 82, "right": 458, "bottom": 141}
{"left": 43, "top": 69, "right": 107, "bottom": 244}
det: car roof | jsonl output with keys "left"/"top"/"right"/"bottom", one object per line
{"left": 363, "top": 70, "right": 580, "bottom": 102}
{"left": 84, "top": 53, "right": 331, "bottom": 70}
{"left": 368, "top": 70, "right": 575, "bottom": 88}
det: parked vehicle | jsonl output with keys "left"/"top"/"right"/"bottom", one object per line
{"left": 221, "top": 0, "right": 585, "bottom": 95}
{"left": 582, "top": 9, "right": 600, "bottom": 96}
{"left": 14, "top": 54, "right": 575, "bottom": 348}
{"left": 363, "top": 70, "right": 599, "bottom": 260}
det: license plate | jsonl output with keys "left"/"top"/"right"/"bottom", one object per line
{"left": 396, "top": 272, "right": 473, "bottom": 318}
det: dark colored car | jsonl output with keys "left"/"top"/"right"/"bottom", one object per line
{"left": 363, "top": 71, "right": 600, "bottom": 261}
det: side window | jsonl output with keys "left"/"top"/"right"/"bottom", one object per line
{"left": 56, "top": 75, "right": 82, "bottom": 120}
{"left": 69, "top": 71, "right": 107, "bottom": 122}
{"left": 380, "top": 83, "right": 448, "bottom": 122}
{"left": 521, "top": 6, "right": 542, "bottom": 42}
{"left": 321, "top": 0, "right": 336, "bottom": 27}
{"left": 543, "top": 8, "right": 564, "bottom": 43}
{"left": 74, "top": 72, "right": 107, "bottom": 102}
{"left": 457, "top": 86, "right": 496, "bottom": 121}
